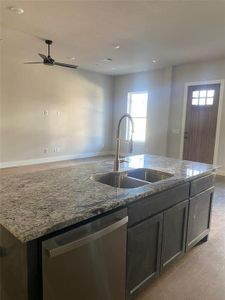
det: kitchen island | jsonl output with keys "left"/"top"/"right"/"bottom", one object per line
{"left": 0, "top": 154, "right": 217, "bottom": 300}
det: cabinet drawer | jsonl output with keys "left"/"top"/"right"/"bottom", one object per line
{"left": 128, "top": 183, "right": 189, "bottom": 227}
{"left": 190, "top": 174, "right": 215, "bottom": 197}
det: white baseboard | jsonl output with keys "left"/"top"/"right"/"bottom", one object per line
{"left": 0, "top": 151, "right": 112, "bottom": 169}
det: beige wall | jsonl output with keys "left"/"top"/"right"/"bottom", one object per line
{"left": 112, "top": 67, "right": 172, "bottom": 156}
{"left": 0, "top": 30, "right": 113, "bottom": 165}
{"left": 167, "top": 59, "right": 225, "bottom": 174}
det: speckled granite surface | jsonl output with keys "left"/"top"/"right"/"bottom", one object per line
{"left": 0, "top": 154, "right": 216, "bottom": 243}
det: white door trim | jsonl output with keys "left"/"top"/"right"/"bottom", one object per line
{"left": 179, "top": 79, "right": 225, "bottom": 165}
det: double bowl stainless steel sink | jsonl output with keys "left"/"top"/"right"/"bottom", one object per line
{"left": 92, "top": 168, "right": 174, "bottom": 189}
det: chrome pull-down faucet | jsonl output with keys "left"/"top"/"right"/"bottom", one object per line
{"left": 114, "top": 114, "right": 134, "bottom": 172}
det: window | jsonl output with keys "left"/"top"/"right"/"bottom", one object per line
{"left": 192, "top": 89, "right": 215, "bottom": 106}
{"left": 127, "top": 92, "right": 148, "bottom": 142}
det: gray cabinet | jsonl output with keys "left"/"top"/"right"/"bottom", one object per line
{"left": 126, "top": 213, "right": 163, "bottom": 298}
{"left": 126, "top": 184, "right": 190, "bottom": 298}
{"left": 161, "top": 200, "right": 189, "bottom": 272}
{"left": 126, "top": 199, "right": 189, "bottom": 297}
{"left": 126, "top": 176, "right": 215, "bottom": 298}
{"left": 186, "top": 187, "right": 214, "bottom": 251}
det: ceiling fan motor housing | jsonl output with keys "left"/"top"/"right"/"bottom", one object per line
{"left": 45, "top": 40, "right": 53, "bottom": 45}
{"left": 44, "top": 57, "right": 55, "bottom": 64}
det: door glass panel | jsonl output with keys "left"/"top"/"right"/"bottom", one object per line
{"left": 207, "top": 90, "right": 215, "bottom": 97}
{"left": 192, "top": 98, "right": 199, "bottom": 105}
{"left": 192, "top": 91, "right": 199, "bottom": 98}
{"left": 206, "top": 98, "right": 214, "bottom": 105}
{"left": 191, "top": 89, "right": 216, "bottom": 106}
{"left": 199, "top": 98, "right": 206, "bottom": 105}
{"left": 200, "top": 90, "right": 207, "bottom": 97}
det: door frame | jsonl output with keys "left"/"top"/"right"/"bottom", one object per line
{"left": 180, "top": 79, "right": 225, "bottom": 165}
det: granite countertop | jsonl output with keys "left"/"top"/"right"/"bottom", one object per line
{"left": 0, "top": 154, "right": 217, "bottom": 243}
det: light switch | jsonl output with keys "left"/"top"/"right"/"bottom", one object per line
{"left": 172, "top": 129, "right": 180, "bottom": 134}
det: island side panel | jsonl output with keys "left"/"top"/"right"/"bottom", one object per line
{"left": 0, "top": 226, "right": 40, "bottom": 300}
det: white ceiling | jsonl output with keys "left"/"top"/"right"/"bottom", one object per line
{"left": 2, "top": 0, "right": 225, "bottom": 75}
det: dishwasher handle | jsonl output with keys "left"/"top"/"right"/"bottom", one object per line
{"left": 44, "top": 216, "right": 128, "bottom": 258}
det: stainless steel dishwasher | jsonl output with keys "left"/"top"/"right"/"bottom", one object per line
{"left": 42, "top": 208, "right": 128, "bottom": 300}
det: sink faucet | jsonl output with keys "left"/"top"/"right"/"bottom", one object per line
{"left": 114, "top": 113, "right": 134, "bottom": 172}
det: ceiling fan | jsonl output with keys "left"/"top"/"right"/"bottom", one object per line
{"left": 25, "top": 40, "right": 78, "bottom": 69}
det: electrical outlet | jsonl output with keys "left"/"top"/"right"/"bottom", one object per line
{"left": 54, "top": 147, "right": 60, "bottom": 153}
{"left": 43, "top": 110, "right": 48, "bottom": 116}
{"left": 56, "top": 111, "right": 61, "bottom": 116}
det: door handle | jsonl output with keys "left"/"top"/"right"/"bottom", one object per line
{"left": 44, "top": 216, "right": 128, "bottom": 258}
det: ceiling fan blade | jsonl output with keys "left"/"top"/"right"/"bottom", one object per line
{"left": 24, "top": 62, "right": 43, "bottom": 64}
{"left": 55, "top": 62, "right": 78, "bottom": 69}
{"left": 38, "top": 53, "right": 48, "bottom": 60}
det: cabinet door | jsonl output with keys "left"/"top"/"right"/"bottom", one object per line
{"left": 186, "top": 187, "right": 214, "bottom": 251}
{"left": 161, "top": 200, "right": 188, "bottom": 272}
{"left": 126, "top": 213, "right": 163, "bottom": 297}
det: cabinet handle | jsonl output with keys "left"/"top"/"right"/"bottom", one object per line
{"left": 44, "top": 216, "right": 128, "bottom": 258}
